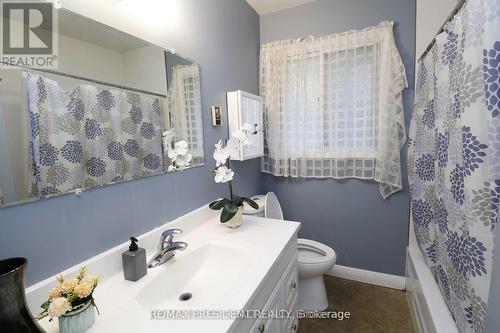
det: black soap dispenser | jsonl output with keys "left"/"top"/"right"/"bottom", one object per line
{"left": 122, "top": 237, "right": 147, "bottom": 281}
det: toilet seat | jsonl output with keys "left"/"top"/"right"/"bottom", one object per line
{"left": 298, "top": 238, "right": 337, "bottom": 265}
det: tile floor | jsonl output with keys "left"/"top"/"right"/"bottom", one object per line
{"left": 298, "top": 276, "right": 414, "bottom": 333}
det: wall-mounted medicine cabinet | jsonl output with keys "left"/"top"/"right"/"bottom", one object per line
{"left": 227, "top": 90, "right": 263, "bottom": 161}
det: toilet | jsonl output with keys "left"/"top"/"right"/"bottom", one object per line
{"left": 243, "top": 192, "right": 337, "bottom": 311}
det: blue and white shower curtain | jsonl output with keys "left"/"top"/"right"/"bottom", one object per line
{"left": 26, "top": 74, "right": 164, "bottom": 198}
{"left": 408, "top": 0, "right": 499, "bottom": 332}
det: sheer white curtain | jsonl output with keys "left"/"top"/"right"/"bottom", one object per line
{"left": 260, "top": 21, "right": 407, "bottom": 198}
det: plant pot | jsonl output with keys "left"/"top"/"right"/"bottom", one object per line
{"left": 223, "top": 206, "right": 243, "bottom": 228}
{"left": 0, "top": 258, "right": 43, "bottom": 332}
{"left": 59, "top": 301, "right": 95, "bottom": 333}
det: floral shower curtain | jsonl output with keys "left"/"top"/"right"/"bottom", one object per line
{"left": 408, "top": 0, "right": 499, "bottom": 332}
{"left": 27, "top": 73, "right": 163, "bottom": 198}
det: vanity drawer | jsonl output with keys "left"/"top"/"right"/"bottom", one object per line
{"left": 281, "top": 254, "right": 298, "bottom": 309}
{"left": 251, "top": 286, "right": 281, "bottom": 333}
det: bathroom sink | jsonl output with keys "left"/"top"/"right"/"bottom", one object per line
{"left": 30, "top": 210, "right": 301, "bottom": 333}
{"left": 134, "top": 241, "right": 255, "bottom": 310}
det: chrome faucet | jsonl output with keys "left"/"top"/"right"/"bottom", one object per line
{"left": 147, "top": 229, "right": 188, "bottom": 268}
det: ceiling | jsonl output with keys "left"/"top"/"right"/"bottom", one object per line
{"left": 246, "top": 0, "right": 316, "bottom": 15}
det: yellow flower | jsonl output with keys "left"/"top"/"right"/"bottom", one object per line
{"left": 48, "top": 297, "right": 71, "bottom": 317}
{"left": 60, "top": 278, "right": 78, "bottom": 293}
{"left": 48, "top": 286, "right": 61, "bottom": 299}
{"left": 74, "top": 282, "right": 93, "bottom": 298}
{"left": 82, "top": 275, "right": 99, "bottom": 287}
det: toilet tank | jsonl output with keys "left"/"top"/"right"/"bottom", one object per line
{"left": 242, "top": 195, "right": 265, "bottom": 217}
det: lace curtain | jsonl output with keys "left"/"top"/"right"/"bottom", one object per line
{"left": 166, "top": 64, "right": 203, "bottom": 163}
{"left": 26, "top": 73, "right": 163, "bottom": 198}
{"left": 260, "top": 21, "right": 407, "bottom": 198}
{"left": 408, "top": 0, "right": 499, "bottom": 331}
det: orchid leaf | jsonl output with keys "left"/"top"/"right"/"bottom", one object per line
{"left": 40, "top": 300, "right": 50, "bottom": 310}
{"left": 241, "top": 197, "right": 259, "bottom": 209}
{"left": 35, "top": 309, "right": 48, "bottom": 320}
{"left": 209, "top": 199, "right": 226, "bottom": 210}
{"left": 220, "top": 202, "right": 239, "bottom": 223}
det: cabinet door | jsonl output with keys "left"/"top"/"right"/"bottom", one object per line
{"left": 253, "top": 316, "right": 281, "bottom": 333}
{"left": 281, "top": 255, "right": 299, "bottom": 310}
{"left": 284, "top": 314, "right": 299, "bottom": 333}
{"left": 227, "top": 90, "right": 263, "bottom": 161}
{"left": 251, "top": 284, "right": 281, "bottom": 333}
{"left": 278, "top": 255, "right": 298, "bottom": 332}
{"left": 239, "top": 92, "right": 263, "bottom": 160}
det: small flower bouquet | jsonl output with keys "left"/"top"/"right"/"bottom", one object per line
{"left": 36, "top": 267, "right": 99, "bottom": 333}
{"left": 209, "top": 124, "right": 259, "bottom": 227}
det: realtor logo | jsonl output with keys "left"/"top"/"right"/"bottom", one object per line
{"left": 0, "top": 1, "right": 58, "bottom": 68}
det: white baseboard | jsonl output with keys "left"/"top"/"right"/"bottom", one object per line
{"left": 326, "top": 265, "right": 406, "bottom": 290}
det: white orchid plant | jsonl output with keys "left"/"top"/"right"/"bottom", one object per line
{"left": 36, "top": 266, "right": 99, "bottom": 321}
{"left": 163, "top": 128, "right": 192, "bottom": 171}
{"left": 209, "top": 123, "right": 259, "bottom": 223}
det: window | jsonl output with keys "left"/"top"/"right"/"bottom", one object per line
{"left": 260, "top": 21, "right": 407, "bottom": 198}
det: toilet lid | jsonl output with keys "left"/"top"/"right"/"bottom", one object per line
{"left": 297, "top": 238, "right": 336, "bottom": 265}
{"left": 264, "top": 192, "right": 284, "bottom": 220}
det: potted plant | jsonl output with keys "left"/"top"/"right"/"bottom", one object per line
{"left": 36, "top": 267, "right": 99, "bottom": 333}
{"left": 209, "top": 124, "right": 259, "bottom": 228}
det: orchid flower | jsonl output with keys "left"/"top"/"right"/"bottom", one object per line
{"left": 173, "top": 140, "right": 189, "bottom": 156}
{"left": 213, "top": 139, "right": 231, "bottom": 166}
{"left": 232, "top": 129, "right": 251, "bottom": 144}
{"left": 162, "top": 128, "right": 176, "bottom": 149}
{"left": 241, "top": 123, "right": 255, "bottom": 135}
{"left": 167, "top": 140, "right": 191, "bottom": 171}
{"left": 226, "top": 138, "right": 239, "bottom": 150}
{"left": 209, "top": 123, "right": 260, "bottom": 223}
{"left": 214, "top": 166, "right": 234, "bottom": 183}
{"left": 175, "top": 151, "right": 192, "bottom": 167}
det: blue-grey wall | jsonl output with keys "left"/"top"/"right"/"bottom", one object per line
{"left": 260, "top": 0, "right": 415, "bottom": 276}
{"left": 0, "top": 0, "right": 262, "bottom": 286}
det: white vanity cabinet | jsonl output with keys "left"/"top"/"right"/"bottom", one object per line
{"left": 227, "top": 90, "right": 264, "bottom": 161}
{"left": 29, "top": 206, "right": 301, "bottom": 333}
{"left": 230, "top": 236, "right": 299, "bottom": 333}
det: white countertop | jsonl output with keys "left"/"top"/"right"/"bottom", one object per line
{"left": 28, "top": 205, "right": 300, "bottom": 333}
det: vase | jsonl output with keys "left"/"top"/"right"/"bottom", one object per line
{"left": 59, "top": 301, "right": 95, "bottom": 333}
{"left": 223, "top": 206, "right": 243, "bottom": 228}
{"left": 0, "top": 257, "right": 44, "bottom": 332}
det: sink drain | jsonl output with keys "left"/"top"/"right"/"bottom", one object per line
{"left": 179, "top": 292, "right": 192, "bottom": 301}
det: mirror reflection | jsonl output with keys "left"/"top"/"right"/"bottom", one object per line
{"left": 0, "top": 9, "right": 204, "bottom": 207}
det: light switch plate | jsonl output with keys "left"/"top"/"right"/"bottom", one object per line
{"left": 211, "top": 106, "right": 222, "bottom": 126}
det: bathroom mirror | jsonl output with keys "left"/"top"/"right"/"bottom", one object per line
{"left": 0, "top": 9, "right": 204, "bottom": 208}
